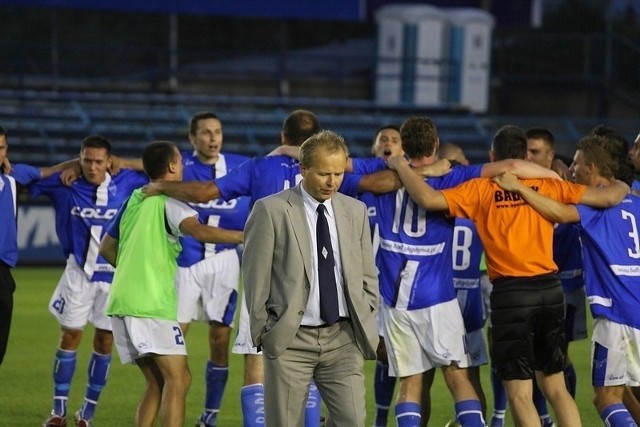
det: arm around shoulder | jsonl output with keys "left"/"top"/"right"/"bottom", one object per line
{"left": 41, "top": 158, "right": 81, "bottom": 180}
{"left": 357, "top": 169, "right": 401, "bottom": 194}
{"left": 493, "top": 172, "right": 579, "bottom": 223}
{"left": 143, "top": 180, "right": 220, "bottom": 203}
{"left": 110, "top": 156, "right": 143, "bottom": 174}
{"left": 387, "top": 155, "right": 449, "bottom": 211}
{"left": 179, "top": 216, "right": 243, "bottom": 244}
{"left": 579, "top": 180, "right": 630, "bottom": 208}
{"left": 482, "top": 159, "right": 560, "bottom": 179}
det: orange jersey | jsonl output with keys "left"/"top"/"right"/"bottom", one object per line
{"left": 441, "top": 178, "right": 586, "bottom": 281}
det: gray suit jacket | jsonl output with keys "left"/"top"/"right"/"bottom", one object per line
{"left": 242, "top": 184, "right": 379, "bottom": 359}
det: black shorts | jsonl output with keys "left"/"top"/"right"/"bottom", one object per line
{"left": 490, "top": 274, "right": 565, "bottom": 381}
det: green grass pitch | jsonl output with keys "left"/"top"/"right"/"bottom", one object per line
{"left": 0, "top": 267, "right": 604, "bottom": 425}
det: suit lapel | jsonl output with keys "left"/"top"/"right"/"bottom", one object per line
{"left": 332, "top": 194, "right": 352, "bottom": 283}
{"left": 286, "top": 186, "right": 313, "bottom": 287}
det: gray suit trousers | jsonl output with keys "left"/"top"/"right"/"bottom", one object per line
{"left": 263, "top": 319, "right": 366, "bottom": 427}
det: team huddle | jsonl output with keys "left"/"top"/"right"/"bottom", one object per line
{"left": 1, "top": 112, "right": 640, "bottom": 427}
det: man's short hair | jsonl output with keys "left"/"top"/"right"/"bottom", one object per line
{"left": 143, "top": 141, "right": 178, "bottom": 180}
{"left": 577, "top": 135, "right": 619, "bottom": 180}
{"left": 0, "top": 126, "right": 6, "bottom": 137}
{"left": 525, "top": 128, "right": 555, "bottom": 148}
{"left": 400, "top": 116, "right": 438, "bottom": 159}
{"left": 299, "top": 130, "right": 348, "bottom": 168}
{"left": 282, "top": 110, "right": 320, "bottom": 147}
{"left": 589, "top": 124, "right": 634, "bottom": 184}
{"left": 189, "top": 112, "right": 219, "bottom": 136}
{"left": 437, "top": 142, "right": 467, "bottom": 165}
{"left": 492, "top": 125, "right": 527, "bottom": 161}
{"left": 374, "top": 124, "right": 400, "bottom": 139}
{"left": 81, "top": 135, "right": 112, "bottom": 155}
{"left": 589, "top": 124, "right": 629, "bottom": 153}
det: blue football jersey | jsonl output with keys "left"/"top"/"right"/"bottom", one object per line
{"left": 452, "top": 218, "right": 485, "bottom": 332}
{"left": 215, "top": 154, "right": 362, "bottom": 206}
{"left": 177, "top": 151, "right": 251, "bottom": 267}
{"left": 359, "top": 191, "right": 379, "bottom": 256}
{"left": 632, "top": 179, "right": 640, "bottom": 192}
{"left": 576, "top": 194, "right": 640, "bottom": 329}
{"left": 1, "top": 164, "right": 41, "bottom": 267}
{"left": 352, "top": 157, "right": 483, "bottom": 310}
{"left": 30, "top": 170, "right": 148, "bottom": 282}
{"left": 553, "top": 223, "right": 584, "bottom": 291}
{"left": 359, "top": 192, "right": 378, "bottom": 229}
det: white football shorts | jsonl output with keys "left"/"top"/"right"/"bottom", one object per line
{"left": 591, "top": 317, "right": 640, "bottom": 387}
{"left": 48, "top": 255, "right": 111, "bottom": 331}
{"left": 176, "top": 249, "right": 240, "bottom": 325}
{"left": 111, "top": 316, "right": 187, "bottom": 365}
{"left": 382, "top": 298, "right": 469, "bottom": 378}
{"left": 232, "top": 292, "right": 261, "bottom": 355}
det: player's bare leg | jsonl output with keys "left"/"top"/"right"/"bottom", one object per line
{"left": 442, "top": 363, "right": 485, "bottom": 425}
{"left": 536, "top": 371, "right": 581, "bottom": 427}
{"left": 623, "top": 386, "right": 640, "bottom": 423}
{"left": 154, "top": 354, "right": 191, "bottom": 427}
{"left": 136, "top": 357, "right": 163, "bottom": 427}
{"left": 419, "top": 368, "right": 435, "bottom": 427}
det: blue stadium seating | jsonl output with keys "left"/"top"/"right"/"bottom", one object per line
{"left": 1, "top": 89, "right": 638, "bottom": 167}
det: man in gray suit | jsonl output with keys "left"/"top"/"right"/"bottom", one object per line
{"left": 243, "top": 130, "right": 379, "bottom": 426}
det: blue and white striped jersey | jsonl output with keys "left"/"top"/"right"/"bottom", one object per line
{"left": 30, "top": 170, "right": 148, "bottom": 282}
{"left": 177, "top": 151, "right": 251, "bottom": 267}
{"left": 352, "top": 157, "right": 482, "bottom": 310}
{"left": 215, "top": 154, "right": 362, "bottom": 206}
{"left": 452, "top": 218, "right": 485, "bottom": 333}
{"left": 577, "top": 194, "right": 640, "bottom": 329}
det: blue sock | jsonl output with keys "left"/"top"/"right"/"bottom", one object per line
{"left": 395, "top": 402, "right": 420, "bottom": 427}
{"left": 533, "top": 384, "right": 550, "bottom": 418}
{"left": 304, "top": 381, "right": 321, "bottom": 427}
{"left": 489, "top": 410, "right": 506, "bottom": 427}
{"left": 490, "top": 366, "right": 507, "bottom": 413}
{"left": 455, "top": 399, "right": 485, "bottom": 427}
{"left": 52, "top": 349, "right": 76, "bottom": 417}
{"left": 240, "top": 383, "right": 264, "bottom": 427}
{"left": 600, "top": 403, "right": 635, "bottom": 426}
{"left": 374, "top": 361, "right": 396, "bottom": 426}
{"left": 540, "top": 415, "right": 554, "bottom": 427}
{"left": 564, "top": 363, "right": 577, "bottom": 398}
{"left": 199, "top": 361, "right": 229, "bottom": 426}
{"left": 79, "top": 352, "right": 110, "bottom": 420}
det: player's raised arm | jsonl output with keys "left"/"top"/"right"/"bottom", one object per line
{"left": 40, "top": 158, "right": 82, "bottom": 180}
{"left": 357, "top": 169, "right": 401, "bottom": 194}
{"left": 411, "top": 158, "right": 452, "bottom": 177}
{"left": 481, "top": 158, "right": 560, "bottom": 179}
{"left": 492, "top": 171, "right": 580, "bottom": 223}
{"left": 143, "top": 180, "right": 221, "bottom": 203}
{"left": 579, "top": 179, "right": 629, "bottom": 207}
{"left": 178, "top": 216, "right": 243, "bottom": 244}
{"left": 387, "top": 155, "right": 449, "bottom": 211}
{"left": 267, "top": 145, "right": 299, "bottom": 159}
{"left": 109, "top": 156, "right": 143, "bottom": 175}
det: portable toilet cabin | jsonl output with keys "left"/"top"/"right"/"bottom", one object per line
{"left": 445, "top": 8, "right": 495, "bottom": 112}
{"left": 374, "top": 4, "right": 449, "bottom": 107}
